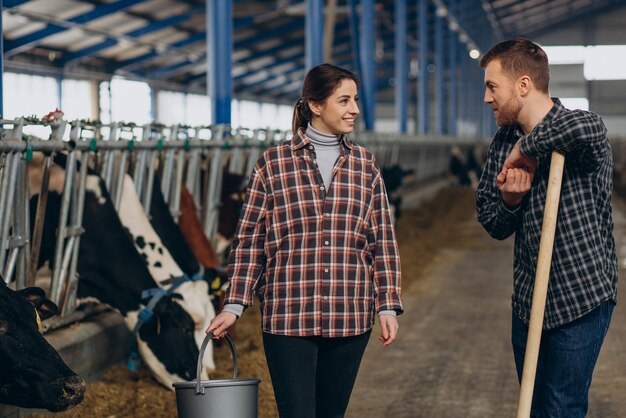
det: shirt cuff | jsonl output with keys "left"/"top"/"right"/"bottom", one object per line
{"left": 376, "top": 292, "right": 404, "bottom": 316}
{"left": 378, "top": 310, "right": 397, "bottom": 317}
{"left": 222, "top": 304, "right": 244, "bottom": 318}
{"left": 498, "top": 194, "right": 522, "bottom": 215}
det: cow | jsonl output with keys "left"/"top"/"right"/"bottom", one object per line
{"left": 179, "top": 185, "right": 220, "bottom": 270}
{"left": 148, "top": 174, "right": 202, "bottom": 279}
{"left": 117, "top": 173, "right": 216, "bottom": 375}
{"left": 448, "top": 145, "right": 480, "bottom": 189}
{"left": 28, "top": 154, "right": 202, "bottom": 388}
{"left": 216, "top": 169, "right": 247, "bottom": 241}
{"left": 148, "top": 174, "right": 231, "bottom": 318}
{"left": 202, "top": 168, "right": 248, "bottom": 262}
{"left": 178, "top": 185, "right": 234, "bottom": 339}
{"left": 381, "top": 164, "right": 415, "bottom": 223}
{"left": 0, "top": 279, "right": 85, "bottom": 411}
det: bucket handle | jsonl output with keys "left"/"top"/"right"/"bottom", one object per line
{"left": 195, "top": 332, "right": 238, "bottom": 395}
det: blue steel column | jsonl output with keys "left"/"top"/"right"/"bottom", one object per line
{"left": 395, "top": 0, "right": 407, "bottom": 134}
{"left": 306, "top": 0, "right": 324, "bottom": 70}
{"left": 347, "top": 0, "right": 361, "bottom": 73}
{"left": 434, "top": 9, "right": 445, "bottom": 135}
{"left": 475, "top": 63, "right": 483, "bottom": 137}
{"left": 348, "top": 0, "right": 369, "bottom": 129}
{"left": 454, "top": 51, "right": 467, "bottom": 136}
{"left": 459, "top": 51, "right": 469, "bottom": 135}
{"left": 466, "top": 54, "right": 474, "bottom": 136}
{"left": 469, "top": 59, "right": 476, "bottom": 136}
{"left": 457, "top": 1, "right": 466, "bottom": 134}
{"left": 473, "top": 65, "right": 480, "bottom": 138}
{"left": 360, "top": 0, "right": 375, "bottom": 131}
{"left": 447, "top": 0, "right": 457, "bottom": 136}
{"left": 207, "top": 0, "right": 232, "bottom": 125}
{"left": 465, "top": 52, "right": 472, "bottom": 135}
{"left": 418, "top": 0, "right": 429, "bottom": 134}
{"left": 1, "top": 0, "right": 4, "bottom": 117}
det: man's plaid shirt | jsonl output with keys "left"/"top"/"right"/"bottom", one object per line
{"left": 224, "top": 129, "right": 403, "bottom": 337}
{"left": 476, "top": 98, "right": 618, "bottom": 329}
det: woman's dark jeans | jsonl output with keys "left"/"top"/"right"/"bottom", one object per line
{"left": 512, "top": 300, "right": 614, "bottom": 418}
{"left": 262, "top": 330, "right": 371, "bottom": 418}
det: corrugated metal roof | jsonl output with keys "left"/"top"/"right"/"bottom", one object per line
{"left": 2, "top": 0, "right": 625, "bottom": 102}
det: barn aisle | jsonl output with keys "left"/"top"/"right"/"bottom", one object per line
{"left": 347, "top": 193, "right": 626, "bottom": 418}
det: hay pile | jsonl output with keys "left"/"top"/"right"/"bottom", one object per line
{"left": 25, "top": 366, "right": 177, "bottom": 417}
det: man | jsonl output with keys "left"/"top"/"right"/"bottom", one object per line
{"left": 476, "top": 37, "right": 617, "bottom": 417}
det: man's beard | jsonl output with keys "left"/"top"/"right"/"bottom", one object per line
{"left": 495, "top": 92, "right": 522, "bottom": 126}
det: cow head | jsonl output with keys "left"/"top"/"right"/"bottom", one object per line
{"left": 0, "top": 282, "right": 85, "bottom": 411}
{"left": 125, "top": 296, "right": 199, "bottom": 387}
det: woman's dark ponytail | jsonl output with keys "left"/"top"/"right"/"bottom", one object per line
{"left": 291, "top": 98, "right": 309, "bottom": 135}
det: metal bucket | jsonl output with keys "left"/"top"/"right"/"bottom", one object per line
{"left": 173, "top": 332, "right": 260, "bottom": 418}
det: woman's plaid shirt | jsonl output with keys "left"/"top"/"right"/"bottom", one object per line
{"left": 224, "top": 129, "right": 403, "bottom": 337}
{"left": 476, "top": 98, "right": 618, "bottom": 329}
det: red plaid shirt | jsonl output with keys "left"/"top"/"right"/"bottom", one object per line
{"left": 224, "top": 129, "right": 403, "bottom": 337}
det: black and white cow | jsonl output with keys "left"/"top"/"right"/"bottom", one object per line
{"left": 118, "top": 174, "right": 215, "bottom": 375}
{"left": 151, "top": 175, "right": 234, "bottom": 311}
{"left": 148, "top": 174, "right": 201, "bottom": 279}
{"left": 178, "top": 185, "right": 231, "bottom": 319}
{"left": 28, "top": 155, "right": 201, "bottom": 387}
{"left": 0, "top": 280, "right": 85, "bottom": 411}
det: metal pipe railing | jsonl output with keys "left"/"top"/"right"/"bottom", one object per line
{"left": 203, "top": 143, "right": 226, "bottom": 244}
{"left": 0, "top": 153, "right": 20, "bottom": 273}
{"left": 1, "top": 115, "right": 487, "bottom": 325}
{"left": 62, "top": 149, "right": 89, "bottom": 316}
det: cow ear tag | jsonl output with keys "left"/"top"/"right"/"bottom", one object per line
{"left": 35, "top": 308, "right": 43, "bottom": 333}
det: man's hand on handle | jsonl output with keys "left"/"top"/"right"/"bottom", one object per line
{"left": 497, "top": 139, "right": 536, "bottom": 209}
{"left": 501, "top": 139, "right": 537, "bottom": 177}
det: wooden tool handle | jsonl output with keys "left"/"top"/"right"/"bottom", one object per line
{"left": 516, "top": 151, "right": 565, "bottom": 418}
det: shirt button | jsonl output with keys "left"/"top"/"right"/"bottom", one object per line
{"left": 324, "top": 268, "right": 329, "bottom": 273}
{"left": 323, "top": 296, "right": 328, "bottom": 301}
{"left": 324, "top": 240, "right": 329, "bottom": 245}
{"left": 320, "top": 186, "right": 325, "bottom": 191}
{"left": 308, "top": 145, "right": 314, "bottom": 150}
{"left": 325, "top": 212, "right": 330, "bottom": 217}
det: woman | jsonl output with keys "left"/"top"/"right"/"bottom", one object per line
{"left": 206, "top": 63, "right": 403, "bottom": 418}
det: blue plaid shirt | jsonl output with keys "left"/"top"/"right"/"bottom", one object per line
{"left": 476, "top": 98, "right": 618, "bottom": 329}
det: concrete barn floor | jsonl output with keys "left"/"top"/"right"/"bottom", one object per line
{"left": 346, "top": 197, "right": 626, "bottom": 418}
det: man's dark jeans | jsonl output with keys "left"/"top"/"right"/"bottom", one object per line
{"left": 512, "top": 300, "right": 615, "bottom": 418}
